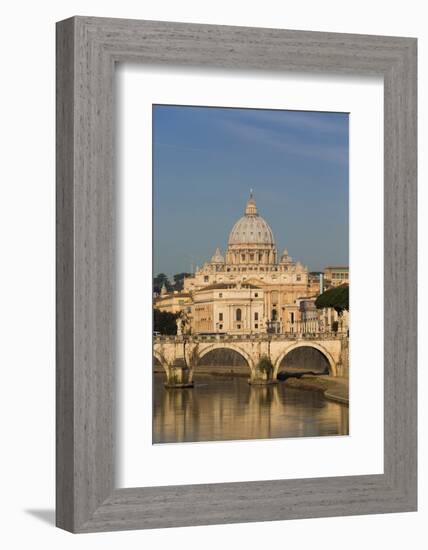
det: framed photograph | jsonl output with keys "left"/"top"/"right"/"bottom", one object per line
{"left": 56, "top": 16, "right": 417, "bottom": 532}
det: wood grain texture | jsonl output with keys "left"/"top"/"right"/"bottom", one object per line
{"left": 56, "top": 16, "right": 417, "bottom": 532}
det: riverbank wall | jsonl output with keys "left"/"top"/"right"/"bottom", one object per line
{"left": 284, "top": 375, "right": 349, "bottom": 405}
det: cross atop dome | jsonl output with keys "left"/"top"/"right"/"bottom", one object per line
{"left": 245, "top": 190, "right": 258, "bottom": 216}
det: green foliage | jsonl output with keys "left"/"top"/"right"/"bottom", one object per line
{"left": 153, "top": 273, "right": 173, "bottom": 294}
{"left": 173, "top": 272, "right": 191, "bottom": 291}
{"left": 257, "top": 355, "right": 273, "bottom": 374}
{"left": 153, "top": 272, "right": 192, "bottom": 293}
{"left": 153, "top": 308, "right": 178, "bottom": 335}
{"left": 315, "top": 284, "right": 349, "bottom": 315}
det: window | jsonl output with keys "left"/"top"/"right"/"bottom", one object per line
{"left": 259, "top": 253, "right": 263, "bottom": 262}
{"left": 241, "top": 254, "right": 245, "bottom": 261}
{"left": 204, "top": 275, "right": 209, "bottom": 282}
{"left": 236, "top": 308, "right": 242, "bottom": 321}
{"left": 237, "top": 324, "right": 241, "bottom": 329}
{"left": 250, "top": 253, "right": 254, "bottom": 261}
{"left": 254, "top": 312, "right": 259, "bottom": 321}
{"left": 219, "top": 313, "right": 223, "bottom": 321}
{"left": 219, "top": 293, "right": 223, "bottom": 298}
{"left": 290, "top": 312, "right": 295, "bottom": 324}
{"left": 254, "top": 293, "right": 258, "bottom": 297}
{"left": 271, "top": 309, "right": 277, "bottom": 321}
{"left": 297, "top": 274, "right": 301, "bottom": 281}
{"left": 219, "top": 324, "right": 223, "bottom": 330}
{"left": 254, "top": 323, "right": 258, "bottom": 329}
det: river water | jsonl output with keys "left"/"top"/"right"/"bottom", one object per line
{"left": 153, "top": 373, "right": 349, "bottom": 444}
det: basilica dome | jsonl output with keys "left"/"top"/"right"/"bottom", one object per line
{"left": 228, "top": 193, "right": 275, "bottom": 246}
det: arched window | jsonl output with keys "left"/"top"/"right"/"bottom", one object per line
{"left": 236, "top": 308, "right": 242, "bottom": 321}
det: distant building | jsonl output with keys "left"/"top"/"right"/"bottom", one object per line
{"left": 183, "top": 193, "right": 309, "bottom": 297}
{"left": 308, "top": 271, "right": 322, "bottom": 296}
{"left": 191, "top": 282, "right": 264, "bottom": 334}
{"left": 318, "top": 306, "right": 349, "bottom": 334}
{"left": 155, "top": 193, "right": 348, "bottom": 335}
{"left": 297, "top": 298, "right": 319, "bottom": 333}
{"left": 323, "top": 266, "right": 349, "bottom": 288}
{"left": 154, "top": 291, "right": 192, "bottom": 315}
{"left": 182, "top": 193, "right": 311, "bottom": 334}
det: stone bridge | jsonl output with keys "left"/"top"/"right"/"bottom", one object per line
{"left": 154, "top": 333, "right": 348, "bottom": 387}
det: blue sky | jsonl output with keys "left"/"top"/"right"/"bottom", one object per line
{"left": 153, "top": 105, "right": 349, "bottom": 276}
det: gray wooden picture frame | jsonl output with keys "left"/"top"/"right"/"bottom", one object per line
{"left": 56, "top": 16, "right": 417, "bottom": 533}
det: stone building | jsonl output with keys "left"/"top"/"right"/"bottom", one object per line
{"left": 183, "top": 193, "right": 309, "bottom": 293}
{"left": 181, "top": 193, "right": 311, "bottom": 334}
{"left": 154, "top": 286, "right": 192, "bottom": 315}
{"left": 191, "top": 282, "right": 264, "bottom": 334}
{"left": 308, "top": 272, "right": 322, "bottom": 296}
{"left": 155, "top": 193, "right": 349, "bottom": 335}
{"left": 323, "top": 266, "right": 349, "bottom": 288}
{"left": 318, "top": 306, "right": 349, "bottom": 334}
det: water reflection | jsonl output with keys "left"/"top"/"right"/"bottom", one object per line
{"left": 153, "top": 373, "right": 349, "bottom": 444}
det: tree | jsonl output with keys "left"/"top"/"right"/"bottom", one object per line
{"left": 153, "top": 309, "right": 178, "bottom": 335}
{"left": 315, "top": 284, "right": 349, "bottom": 316}
{"left": 256, "top": 355, "right": 273, "bottom": 375}
{"left": 172, "top": 272, "right": 191, "bottom": 292}
{"left": 153, "top": 273, "right": 172, "bottom": 295}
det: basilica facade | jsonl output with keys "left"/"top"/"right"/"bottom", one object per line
{"left": 180, "top": 193, "right": 316, "bottom": 334}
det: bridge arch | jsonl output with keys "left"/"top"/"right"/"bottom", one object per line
{"left": 273, "top": 342, "right": 337, "bottom": 378}
{"left": 195, "top": 343, "right": 256, "bottom": 374}
{"left": 153, "top": 349, "right": 169, "bottom": 375}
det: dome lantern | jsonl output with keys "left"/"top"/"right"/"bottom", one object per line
{"left": 245, "top": 189, "right": 258, "bottom": 216}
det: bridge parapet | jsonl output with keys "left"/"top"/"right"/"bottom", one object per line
{"left": 154, "top": 332, "right": 346, "bottom": 344}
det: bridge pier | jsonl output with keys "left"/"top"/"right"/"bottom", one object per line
{"left": 248, "top": 368, "right": 278, "bottom": 386}
{"left": 164, "top": 359, "right": 194, "bottom": 389}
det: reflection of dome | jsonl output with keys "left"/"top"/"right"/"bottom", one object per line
{"left": 228, "top": 193, "right": 275, "bottom": 246}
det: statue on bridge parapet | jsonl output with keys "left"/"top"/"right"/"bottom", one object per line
{"left": 175, "top": 310, "right": 191, "bottom": 337}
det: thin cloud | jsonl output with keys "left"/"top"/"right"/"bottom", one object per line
{"left": 231, "top": 109, "right": 348, "bottom": 136}
{"left": 218, "top": 118, "right": 348, "bottom": 165}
